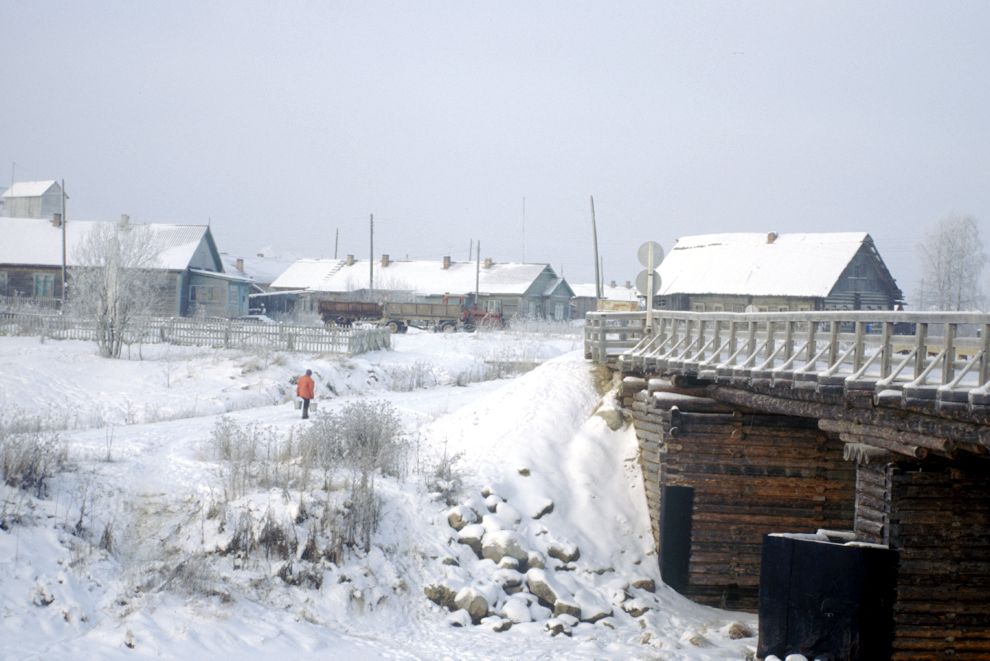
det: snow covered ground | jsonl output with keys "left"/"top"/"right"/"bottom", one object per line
{"left": 0, "top": 328, "right": 758, "bottom": 659}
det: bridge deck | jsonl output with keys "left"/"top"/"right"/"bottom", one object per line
{"left": 586, "top": 310, "right": 990, "bottom": 416}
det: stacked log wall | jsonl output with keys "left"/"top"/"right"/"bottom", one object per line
{"left": 622, "top": 377, "right": 856, "bottom": 612}
{"left": 888, "top": 459, "right": 990, "bottom": 660}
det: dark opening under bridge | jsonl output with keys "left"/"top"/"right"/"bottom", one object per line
{"left": 586, "top": 310, "right": 990, "bottom": 661}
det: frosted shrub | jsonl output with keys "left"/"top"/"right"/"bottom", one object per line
{"left": 386, "top": 361, "right": 437, "bottom": 392}
{"left": 0, "top": 430, "right": 67, "bottom": 498}
{"left": 427, "top": 443, "right": 463, "bottom": 506}
{"left": 210, "top": 418, "right": 311, "bottom": 499}
{"left": 337, "top": 400, "right": 408, "bottom": 479}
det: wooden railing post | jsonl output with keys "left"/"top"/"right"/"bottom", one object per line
{"left": 881, "top": 321, "right": 893, "bottom": 379}
{"left": 914, "top": 322, "right": 928, "bottom": 380}
{"left": 828, "top": 320, "right": 839, "bottom": 367}
{"left": 943, "top": 322, "right": 956, "bottom": 384}
{"left": 853, "top": 321, "right": 865, "bottom": 371}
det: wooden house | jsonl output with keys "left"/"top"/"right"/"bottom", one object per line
{"left": 0, "top": 216, "right": 252, "bottom": 317}
{"left": 655, "top": 232, "right": 903, "bottom": 312}
{"left": 0, "top": 180, "right": 65, "bottom": 219}
{"left": 268, "top": 254, "right": 575, "bottom": 320}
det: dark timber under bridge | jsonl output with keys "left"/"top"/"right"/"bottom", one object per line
{"left": 586, "top": 310, "right": 990, "bottom": 661}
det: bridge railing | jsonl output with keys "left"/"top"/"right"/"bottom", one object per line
{"left": 586, "top": 310, "right": 990, "bottom": 410}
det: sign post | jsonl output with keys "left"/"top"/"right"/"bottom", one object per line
{"left": 636, "top": 241, "right": 664, "bottom": 335}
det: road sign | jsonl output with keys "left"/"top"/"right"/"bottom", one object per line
{"left": 637, "top": 241, "right": 665, "bottom": 270}
{"left": 635, "top": 269, "right": 661, "bottom": 296}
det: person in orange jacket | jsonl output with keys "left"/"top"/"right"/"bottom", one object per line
{"left": 296, "top": 369, "right": 315, "bottom": 419}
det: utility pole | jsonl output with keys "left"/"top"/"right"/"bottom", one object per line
{"left": 369, "top": 214, "right": 374, "bottom": 293}
{"left": 60, "top": 179, "right": 67, "bottom": 310}
{"left": 334, "top": 228, "right": 339, "bottom": 259}
{"left": 590, "top": 195, "right": 602, "bottom": 301}
{"left": 468, "top": 238, "right": 473, "bottom": 261}
{"left": 475, "top": 239, "right": 481, "bottom": 309}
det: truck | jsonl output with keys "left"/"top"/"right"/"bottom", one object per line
{"left": 318, "top": 299, "right": 501, "bottom": 333}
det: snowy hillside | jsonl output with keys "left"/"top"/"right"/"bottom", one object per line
{"left": 0, "top": 329, "right": 757, "bottom": 659}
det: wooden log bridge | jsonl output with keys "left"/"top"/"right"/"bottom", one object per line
{"left": 589, "top": 310, "right": 990, "bottom": 660}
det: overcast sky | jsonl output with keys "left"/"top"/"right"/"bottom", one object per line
{"left": 3, "top": 1, "right": 989, "bottom": 298}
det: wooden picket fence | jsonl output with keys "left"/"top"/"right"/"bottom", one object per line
{"left": 0, "top": 313, "right": 391, "bottom": 356}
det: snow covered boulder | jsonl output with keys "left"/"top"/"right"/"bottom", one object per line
{"left": 525, "top": 567, "right": 581, "bottom": 617}
{"left": 493, "top": 568, "right": 525, "bottom": 594}
{"left": 629, "top": 577, "right": 656, "bottom": 592}
{"left": 497, "top": 556, "right": 520, "bottom": 571}
{"left": 424, "top": 584, "right": 457, "bottom": 611}
{"left": 531, "top": 498, "right": 554, "bottom": 519}
{"left": 454, "top": 586, "right": 491, "bottom": 623}
{"left": 480, "top": 513, "right": 505, "bottom": 535}
{"left": 484, "top": 494, "right": 502, "bottom": 512}
{"left": 500, "top": 594, "right": 534, "bottom": 624}
{"left": 481, "top": 530, "right": 530, "bottom": 566}
{"left": 447, "top": 609, "right": 472, "bottom": 627}
{"left": 494, "top": 501, "right": 521, "bottom": 525}
{"left": 457, "top": 523, "right": 486, "bottom": 557}
{"left": 621, "top": 597, "right": 651, "bottom": 617}
{"left": 547, "top": 540, "right": 580, "bottom": 563}
{"left": 446, "top": 505, "right": 478, "bottom": 531}
{"left": 527, "top": 550, "right": 546, "bottom": 569}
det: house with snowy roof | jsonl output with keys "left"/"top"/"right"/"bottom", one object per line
{"left": 0, "top": 215, "right": 252, "bottom": 317}
{"left": 1, "top": 180, "right": 65, "bottom": 219}
{"left": 655, "top": 231, "right": 903, "bottom": 312}
{"left": 268, "top": 254, "right": 575, "bottom": 320}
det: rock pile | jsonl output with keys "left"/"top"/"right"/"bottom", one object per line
{"left": 424, "top": 485, "right": 664, "bottom": 635}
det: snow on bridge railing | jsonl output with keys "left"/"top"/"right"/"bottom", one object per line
{"left": 0, "top": 312, "right": 391, "bottom": 356}
{"left": 585, "top": 310, "right": 990, "bottom": 411}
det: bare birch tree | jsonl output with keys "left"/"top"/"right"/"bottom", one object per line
{"left": 916, "top": 214, "right": 987, "bottom": 311}
{"left": 68, "top": 221, "right": 166, "bottom": 358}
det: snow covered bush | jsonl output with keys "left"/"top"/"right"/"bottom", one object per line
{"left": 210, "top": 418, "right": 311, "bottom": 499}
{"left": 0, "top": 429, "right": 67, "bottom": 498}
{"left": 336, "top": 400, "right": 408, "bottom": 479}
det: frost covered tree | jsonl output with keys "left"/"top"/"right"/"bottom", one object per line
{"left": 916, "top": 214, "right": 987, "bottom": 311}
{"left": 68, "top": 221, "right": 166, "bottom": 358}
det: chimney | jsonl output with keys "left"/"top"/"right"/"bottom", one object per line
{"left": 767, "top": 231, "right": 778, "bottom": 244}
{"left": 625, "top": 280, "right": 632, "bottom": 289}
{"left": 119, "top": 214, "right": 130, "bottom": 228}
{"left": 609, "top": 280, "right": 617, "bottom": 288}
{"left": 483, "top": 257, "right": 493, "bottom": 269}
{"left": 50, "top": 213, "right": 62, "bottom": 228}
{"left": 381, "top": 254, "right": 390, "bottom": 267}
{"left": 235, "top": 258, "right": 244, "bottom": 273}
{"left": 442, "top": 255, "right": 451, "bottom": 269}
{"left": 346, "top": 254, "right": 355, "bottom": 266}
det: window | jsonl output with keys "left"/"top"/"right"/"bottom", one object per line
{"left": 711, "top": 303, "right": 724, "bottom": 312}
{"left": 691, "top": 302, "right": 706, "bottom": 312}
{"left": 486, "top": 299, "right": 502, "bottom": 314}
{"left": 554, "top": 302, "right": 565, "bottom": 320}
{"left": 0, "top": 271, "right": 7, "bottom": 296}
{"left": 778, "top": 305, "right": 789, "bottom": 312}
{"left": 33, "top": 273, "right": 55, "bottom": 298}
{"left": 190, "top": 285, "right": 220, "bottom": 303}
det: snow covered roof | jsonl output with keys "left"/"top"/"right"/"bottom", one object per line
{"left": 0, "top": 216, "right": 214, "bottom": 271}
{"left": 2, "top": 180, "right": 59, "bottom": 198}
{"left": 571, "top": 283, "right": 640, "bottom": 302}
{"left": 220, "top": 253, "right": 294, "bottom": 284}
{"left": 271, "top": 258, "right": 553, "bottom": 296}
{"left": 656, "top": 232, "right": 871, "bottom": 298}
